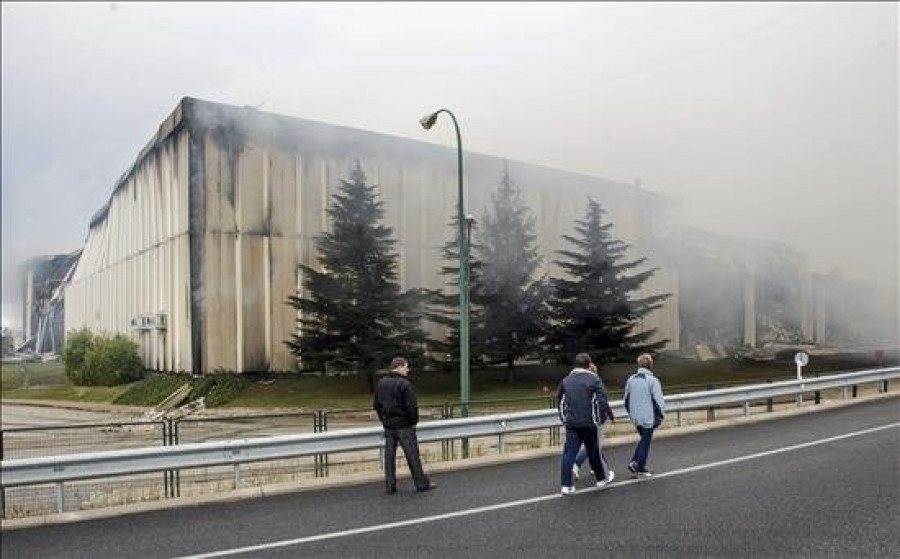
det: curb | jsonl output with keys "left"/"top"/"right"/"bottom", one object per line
{"left": 2, "top": 391, "right": 896, "bottom": 530}
{"left": 0, "top": 399, "right": 306, "bottom": 419}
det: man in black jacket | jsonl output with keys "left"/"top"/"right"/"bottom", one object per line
{"left": 373, "top": 357, "right": 436, "bottom": 494}
{"left": 557, "top": 353, "right": 612, "bottom": 495}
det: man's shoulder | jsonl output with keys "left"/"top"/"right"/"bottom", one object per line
{"left": 377, "top": 373, "right": 408, "bottom": 386}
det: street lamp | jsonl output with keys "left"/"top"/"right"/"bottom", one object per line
{"left": 420, "top": 109, "right": 470, "bottom": 416}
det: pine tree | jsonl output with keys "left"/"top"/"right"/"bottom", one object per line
{"left": 285, "top": 161, "right": 428, "bottom": 391}
{"left": 476, "top": 164, "right": 547, "bottom": 380}
{"left": 424, "top": 208, "right": 485, "bottom": 371}
{"left": 546, "top": 197, "right": 669, "bottom": 363}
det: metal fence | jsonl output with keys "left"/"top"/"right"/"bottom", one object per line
{"left": 2, "top": 367, "right": 896, "bottom": 519}
{"left": 0, "top": 420, "right": 169, "bottom": 518}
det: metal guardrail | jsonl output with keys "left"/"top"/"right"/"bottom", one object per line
{"left": 2, "top": 367, "right": 896, "bottom": 493}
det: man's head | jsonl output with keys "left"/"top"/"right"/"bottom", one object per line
{"left": 574, "top": 353, "right": 592, "bottom": 370}
{"left": 637, "top": 353, "right": 654, "bottom": 369}
{"left": 390, "top": 357, "right": 409, "bottom": 376}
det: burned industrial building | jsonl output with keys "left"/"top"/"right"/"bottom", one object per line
{"left": 63, "top": 97, "right": 855, "bottom": 373}
{"left": 19, "top": 251, "right": 81, "bottom": 355}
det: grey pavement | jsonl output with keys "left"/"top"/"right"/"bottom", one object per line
{"left": 0, "top": 403, "right": 139, "bottom": 428}
{"left": 2, "top": 397, "right": 898, "bottom": 558}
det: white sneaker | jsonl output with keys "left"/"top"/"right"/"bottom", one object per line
{"left": 572, "top": 465, "right": 580, "bottom": 481}
{"left": 561, "top": 486, "right": 576, "bottom": 495}
{"left": 596, "top": 470, "right": 615, "bottom": 488}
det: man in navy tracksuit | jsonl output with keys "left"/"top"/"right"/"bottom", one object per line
{"left": 557, "top": 353, "right": 613, "bottom": 495}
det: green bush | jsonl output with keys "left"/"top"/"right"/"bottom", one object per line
{"left": 63, "top": 331, "right": 145, "bottom": 386}
{"left": 61, "top": 328, "right": 95, "bottom": 383}
{"left": 114, "top": 373, "right": 246, "bottom": 407}
{"left": 114, "top": 374, "right": 190, "bottom": 406}
{"left": 187, "top": 374, "right": 246, "bottom": 407}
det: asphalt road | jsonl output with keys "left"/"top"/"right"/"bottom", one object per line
{"left": 3, "top": 398, "right": 898, "bottom": 558}
{"left": 0, "top": 404, "right": 138, "bottom": 429}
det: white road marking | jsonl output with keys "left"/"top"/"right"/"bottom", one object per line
{"left": 176, "top": 422, "right": 899, "bottom": 558}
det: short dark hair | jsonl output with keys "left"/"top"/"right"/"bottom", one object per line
{"left": 390, "top": 357, "right": 408, "bottom": 371}
{"left": 574, "top": 353, "right": 592, "bottom": 369}
{"left": 637, "top": 353, "right": 653, "bottom": 369}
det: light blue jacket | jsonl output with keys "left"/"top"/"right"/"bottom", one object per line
{"left": 624, "top": 368, "right": 666, "bottom": 429}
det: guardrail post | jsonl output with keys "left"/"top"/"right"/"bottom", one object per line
{"left": 814, "top": 390, "right": 821, "bottom": 405}
{"left": 55, "top": 482, "right": 64, "bottom": 514}
{"left": 461, "top": 405, "right": 470, "bottom": 459}
{"left": 766, "top": 380, "right": 773, "bottom": 412}
{"left": 882, "top": 380, "right": 889, "bottom": 393}
{"left": 234, "top": 463, "right": 242, "bottom": 489}
{"left": 551, "top": 396, "right": 561, "bottom": 447}
{"left": 173, "top": 421, "right": 181, "bottom": 497}
{"left": 162, "top": 421, "right": 170, "bottom": 498}
{"left": 164, "top": 419, "right": 181, "bottom": 498}
{"left": 743, "top": 401, "right": 750, "bottom": 417}
{"left": 706, "top": 384, "right": 715, "bottom": 422}
{"left": 852, "top": 385, "right": 858, "bottom": 398}
{"left": 441, "top": 403, "right": 451, "bottom": 461}
{"left": 314, "top": 410, "right": 324, "bottom": 478}
{"left": 321, "top": 410, "right": 328, "bottom": 477}
{"left": 676, "top": 410, "right": 682, "bottom": 427}
{"left": 1, "top": 430, "right": 5, "bottom": 519}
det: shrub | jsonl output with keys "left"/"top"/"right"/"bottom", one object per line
{"left": 63, "top": 331, "right": 145, "bottom": 386}
{"left": 61, "top": 328, "right": 95, "bottom": 383}
{"left": 114, "top": 374, "right": 190, "bottom": 406}
{"left": 82, "top": 335, "right": 145, "bottom": 386}
{"left": 187, "top": 374, "right": 246, "bottom": 407}
{"left": 114, "top": 373, "right": 245, "bottom": 408}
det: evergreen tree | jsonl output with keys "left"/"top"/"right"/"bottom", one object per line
{"left": 285, "top": 161, "right": 428, "bottom": 392}
{"left": 424, "top": 208, "right": 485, "bottom": 371}
{"left": 546, "top": 197, "right": 669, "bottom": 363}
{"left": 476, "top": 164, "right": 547, "bottom": 380}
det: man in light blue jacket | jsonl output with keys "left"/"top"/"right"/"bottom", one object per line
{"left": 624, "top": 353, "right": 665, "bottom": 477}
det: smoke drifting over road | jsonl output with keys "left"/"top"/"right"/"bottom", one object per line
{"left": 1, "top": 3, "right": 896, "bottom": 346}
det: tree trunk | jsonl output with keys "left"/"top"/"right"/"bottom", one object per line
{"left": 505, "top": 357, "right": 516, "bottom": 383}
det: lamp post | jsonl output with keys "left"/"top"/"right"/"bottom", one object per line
{"left": 420, "top": 109, "right": 470, "bottom": 416}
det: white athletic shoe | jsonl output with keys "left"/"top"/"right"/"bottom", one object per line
{"left": 572, "top": 465, "right": 580, "bottom": 481}
{"left": 561, "top": 486, "right": 576, "bottom": 495}
{"left": 596, "top": 470, "right": 615, "bottom": 488}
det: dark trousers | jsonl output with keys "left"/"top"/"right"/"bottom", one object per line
{"left": 560, "top": 425, "right": 606, "bottom": 487}
{"left": 631, "top": 426, "right": 655, "bottom": 470}
{"left": 384, "top": 426, "right": 429, "bottom": 491}
{"left": 574, "top": 424, "right": 610, "bottom": 474}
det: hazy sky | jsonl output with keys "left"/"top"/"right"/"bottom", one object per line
{"left": 2, "top": 2, "right": 897, "bottom": 329}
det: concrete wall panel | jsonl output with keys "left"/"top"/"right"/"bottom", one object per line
{"left": 238, "top": 235, "right": 267, "bottom": 371}
{"left": 64, "top": 129, "right": 193, "bottom": 372}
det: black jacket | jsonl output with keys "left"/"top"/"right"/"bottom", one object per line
{"left": 557, "top": 368, "right": 611, "bottom": 428}
{"left": 373, "top": 372, "right": 419, "bottom": 430}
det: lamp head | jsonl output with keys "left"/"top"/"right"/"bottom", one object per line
{"left": 419, "top": 111, "right": 439, "bottom": 130}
